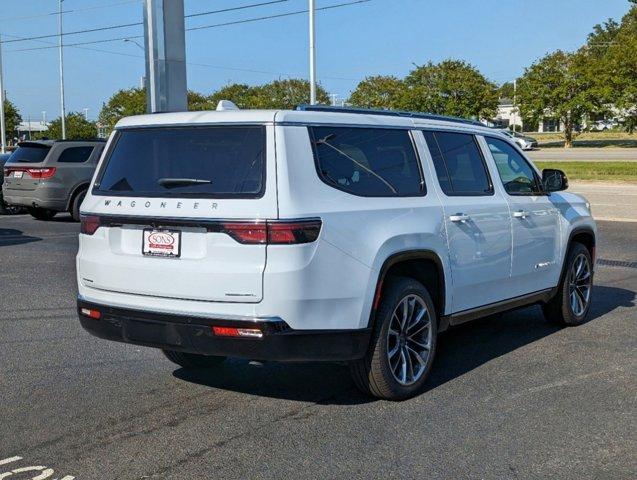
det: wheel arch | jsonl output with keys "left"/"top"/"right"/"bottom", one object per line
{"left": 66, "top": 182, "right": 90, "bottom": 211}
{"left": 368, "top": 250, "right": 448, "bottom": 331}
{"left": 554, "top": 226, "right": 596, "bottom": 297}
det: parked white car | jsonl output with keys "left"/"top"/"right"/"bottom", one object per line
{"left": 501, "top": 129, "right": 538, "bottom": 150}
{"left": 76, "top": 104, "right": 596, "bottom": 400}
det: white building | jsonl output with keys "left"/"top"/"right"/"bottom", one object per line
{"left": 16, "top": 120, "right": 50, "bottom": 140}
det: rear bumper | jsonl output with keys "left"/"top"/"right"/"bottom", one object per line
{"left": 2, "top": 187, "right": 67, "bottom": 210}
{"left": 77, "top": 298, "right": 371, "bottom": 362}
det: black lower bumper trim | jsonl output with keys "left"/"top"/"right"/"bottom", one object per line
{"left": 77, "top": 299, "right": 371, "bottom": 362}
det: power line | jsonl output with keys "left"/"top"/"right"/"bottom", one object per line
{"left": 0, "top": 0, "right": 292, "bottom": 45}
{"left": 0, "top": 0, "right": 141, "bottom": 23}
{"left": 5, "top": 0, "right": 371, "bottom": 51}
{"left": 187, "top": 0, "right": 371, "bottom": 33}
{"left": 0, "top": 27, "right": 359, "bottom": 82}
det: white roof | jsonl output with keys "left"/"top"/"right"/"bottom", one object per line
{"left": 115, "top": 109, "right": 498, "bottom": 136}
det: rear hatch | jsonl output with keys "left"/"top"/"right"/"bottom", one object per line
{"left": 3, "top": 142, "right": 53, "bottom": 191}
{"left": 80, "top": 124, "right": 277, "bottom": 303}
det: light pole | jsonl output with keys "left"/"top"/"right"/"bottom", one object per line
{"left": 309, "top": 0, "right": 316, "bottom": 105}
{"left": 123, "top": 39, "right": 148, "bottom": 90}
{"left": 58, "top": 0, "right": 67, "bottom": 139}
{"left": 0, "top": 34, "right": 6, "bottom": 153}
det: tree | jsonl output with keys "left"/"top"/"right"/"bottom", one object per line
{"left": 187, "top": 90, "right": 213, "bottom": 111}
{"left": 252, "top": 79, "right": 330, "bottom": 109}
{"left": 590, "top": 5, "right": 637, "bottom": 132}
{"left": 349, "top": 75, "right": 406, "bottom": 109}
{"left": 517, "top": 51, "right": 599, "bottom": 147}
{"left": 498, "top": 81, "right": 515, "bottom": 100}
{"left": 2, "top": 98, "right": 22, "bottom": 144}
{"left": 402, "top": 60, "right": 499, "bottom": 119}
{"left": 98, "top": 87, "right": 212, "bottom": 133}
{"left": 98, "top": 87, "right": 146, "bottom": 133}
{"left": 45, "top": 112, "right": 98, "bottom": 140}
{"left": 209, "top": 83, "right": 258, "bottom": 109}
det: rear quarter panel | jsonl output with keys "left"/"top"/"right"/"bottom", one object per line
{"left": 272, "top": 125, "right": 449, "bottom": 330}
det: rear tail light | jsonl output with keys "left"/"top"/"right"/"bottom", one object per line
{"left": 3, "top": 167, "right": 56, "bottom": 179}
{"left": 267, "top": 220, "right": 322, "bottom": 244}
{"left": 212, "top": 326, "right": 263, "bottom": 338}
{"left": 218, "top": 219, "right": 322, "bottom": 245}
{"left": 27, "top": 167, "right": 56, "bottom": 179}
{"left": 220, "top": 222, "right": 267, "bottom": 244}
{"left": 80, "top": 215, "right": 101, "bottom": 235}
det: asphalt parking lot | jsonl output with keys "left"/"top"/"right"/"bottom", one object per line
{"left": 0, "top": 214, "right": 635, "bottom": 479}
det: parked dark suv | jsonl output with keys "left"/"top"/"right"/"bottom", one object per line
{"left": 2, "top": 140, "right": 105, "bottom": 221}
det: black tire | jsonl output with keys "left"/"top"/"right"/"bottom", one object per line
{"left": 0, "top": 194, "right": 22, "bottom": 215}
{"left": 350, "top": 277, "right": 438, "bottom": 400}
{"left": 71, "top": 188, "right": 87, "bottom": 222}
{"left": 542, "top": 242, "right": 593, "bottom": 326}
{"left": 162, "top": 350, "right": 226, "bottom": 369}
{"left": 27, "top": 207, "right": 57, "bottom": 221}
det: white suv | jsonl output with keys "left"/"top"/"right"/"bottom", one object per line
{"left": 76, "top": 104, "right": 596, "bottom": 400}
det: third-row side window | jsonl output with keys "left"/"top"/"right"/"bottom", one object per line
{"left": 423, "top": 131, "right": 493, "bottom": 196}
{"left": 309, "top": 126, "right": 425, "bottom": 197}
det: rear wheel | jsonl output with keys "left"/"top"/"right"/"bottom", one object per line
{"left": 0, "top": 195, "right": 22, "bottom": 215}
{"left": 542, "top": 242, "right": 593, "bottom": 326}
{"left": 162, "top": 350, "right": 226, "bottom": 369}
{"left": 27, "top": 207, "right": 57, "bottom": 221}
{"left": 70, "top": 188, "right": 87, "bottom": 222}
{"left": 350, "top": 277, "right": 437, "bottom": 400}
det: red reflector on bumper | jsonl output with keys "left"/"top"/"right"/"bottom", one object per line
{"left": 80, "top": 308, "right": 101, "bottom": 320}
{"left": 212, "top": 326, "right": 263, "bottom": 338}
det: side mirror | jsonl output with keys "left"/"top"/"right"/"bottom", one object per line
{"left": 542, "top": 168, "right": 568, "bottom": 192}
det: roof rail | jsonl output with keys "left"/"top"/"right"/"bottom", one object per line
{"left": 296, "top": 104, "right": 485, "bottom": 127}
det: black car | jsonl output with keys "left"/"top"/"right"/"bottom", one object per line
{"left": 0, "top": 152, "right": 23, "bottom": 214}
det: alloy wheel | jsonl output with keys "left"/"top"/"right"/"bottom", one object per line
{"left": 386, "top": 294, "right": 433, "bottom": 386}
{"left": 569, "top": 253, "right": 592, "bottom": 317}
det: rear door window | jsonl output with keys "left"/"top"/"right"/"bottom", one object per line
{"left": 8, "top": 144, "right": 51, "bottom": 163}
{"left": 58, "top": 146, "right": 94, "bottom": 163}
{"left": 94, "top": 126, "right": 266, "bottom": 198}
{"left": 309, "top": 126, "right": 424, "bottom": 197}
{"left": 423, "top": 131, "right": 493, "bottom": 196}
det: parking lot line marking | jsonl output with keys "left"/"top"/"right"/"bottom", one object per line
{"left": 0, "top": 457, "right": 21, "bottom": 466}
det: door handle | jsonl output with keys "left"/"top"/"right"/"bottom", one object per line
{"left": 513, "top": 210, "right": 530, "bottom": 218}
{"left": 449, "top": 213, "right": 471, "bottom": 223}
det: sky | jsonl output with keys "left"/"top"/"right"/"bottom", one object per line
{"left": 0, "top": 0, "right": 632, "bottom": 122}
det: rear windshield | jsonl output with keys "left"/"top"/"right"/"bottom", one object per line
{"left": 9, "top": 145, "right": 51, "bottom": 163}
{"left": 94, "top": 126, "right": 266, "bottom": 198}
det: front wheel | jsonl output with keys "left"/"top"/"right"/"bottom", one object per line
{"left": 350, "top": 277, "right": 437, "bottom": 400}
{"left": 162, "top": 350, "right": 226, "bottom": 369}
{"left": 542, "top": 242, "right": 593, "bottom": 326}
{"left": 28, "top": 207, "right": 57, "bottom": 221}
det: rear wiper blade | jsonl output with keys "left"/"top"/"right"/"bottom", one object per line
{"left": 157, "top": 178, "right": 212, "bottom": 188}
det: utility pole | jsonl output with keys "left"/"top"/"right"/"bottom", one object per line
{"left": 309, "top": 0, "right": 317, "bottom": 105}
{"left": 83, "top": 108, "right": 89, "bottom": 119}
{"left": 0, "top": 34, "right": 6, "bottom": 153}
{"left": 58, "top": 0, "right": 67, "bottom": 139}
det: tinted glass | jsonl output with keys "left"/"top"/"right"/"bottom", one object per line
{"left": 8, "top": 145, "right": 51, "bottom": 163}
{"left": 486, "top": 137, "right": 541, "bottom": 195}
{"left": 95, "top": 126, "right": 265, "bottom": 198}
{"left": 424, "top": 131, "right": 492, "bottom": 195}
{"left": 58, "top": 146, "right": 94, "bottom": 163}
{"left": 310, "top": 127, "right": 424, "bottom": 197}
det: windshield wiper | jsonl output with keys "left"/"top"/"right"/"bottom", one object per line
{"left": 157, "top": 178, "right": 212, "bottom": 188}
{"left": 314, "top": 135, "right": 398, "bottom": 194}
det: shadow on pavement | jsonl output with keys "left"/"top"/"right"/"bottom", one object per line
{"left": 173, "top": 285, "right": 634, "bottom": 403}
{"left": 0, "top": 227, "right": 41, "bottom": 247}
